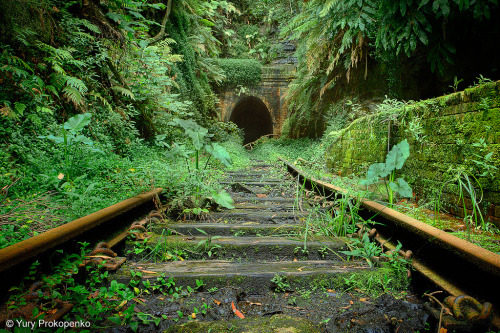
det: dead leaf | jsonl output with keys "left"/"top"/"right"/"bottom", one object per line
{"left": 86, "top": 255, "right": 113, "bottom": 259}
{"left": 140, "top": 270, "right": 158, "bottom": 274}
{"left": 327, "top": 289, "right": 335, "bottom": 293}
{"left": 133, "top": 298, "right": 146, "bottom": 304}
{"left": 256, "top": 194, "right": 267, "bottom": 198}
{"left": 297, "top": 266, "right": 305, "bottom": 272}
{"left": 88, "top": 290, "right": 100, "bottom": 299}
{"left": 439, "top": 328, "right": 447, "bottom": 333}
{"left": 212, "top": 299, "right": 221, "bottom": 306}
{"left": 359, "top": 298, "right": 368, "bottom": 302}
{"left": 349, "top": 300, "right": 354, "bottom": 305}
{"left": 115, "top": 300, "right": 127, "bottom": 311}
{"left": 57, "top": 173, "right": 64, "bottom": 180}
{"left": 231, "top": 301, "right": 245, "bottom": 319}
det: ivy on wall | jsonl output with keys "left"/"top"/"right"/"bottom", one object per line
{"left": 167, "top": 12, "right": 217, "bottom": 121}
{"left": 214, "top": 58, "right": 262, "bottom": 87}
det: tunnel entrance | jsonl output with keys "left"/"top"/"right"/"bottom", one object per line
{"left": 229, "top": 96, "right": 273, "bottom": 145}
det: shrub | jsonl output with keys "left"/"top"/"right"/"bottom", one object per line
{"left": 214, "top": 58, "right": 262, "bottom": 87}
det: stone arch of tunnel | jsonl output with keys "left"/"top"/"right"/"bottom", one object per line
{"left": 229, "top": 96, "right": 273, "bottom": 144}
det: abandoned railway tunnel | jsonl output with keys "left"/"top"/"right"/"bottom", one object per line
{"left": 229, "top": 96, "right": 273, "bottom": 144}
{"left": 218, "top": 65, "right": 294, "bottom": 144}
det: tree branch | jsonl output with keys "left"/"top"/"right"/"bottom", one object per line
{"left": 150, "top": 0, "right": 172, "bottom": 44}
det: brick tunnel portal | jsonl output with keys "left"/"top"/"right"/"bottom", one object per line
{"left": 229, "top": 96, "right": 273, "bottom": 145}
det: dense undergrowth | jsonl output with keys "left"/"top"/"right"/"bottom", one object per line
{"left": 0, "top": 0, "right": 264, "bottom": 249}
{"left": 245, "top": 132, "right": 500, "bottom": 254}
{"left": 0, "top": 0, "right": 303, "bottom": 249}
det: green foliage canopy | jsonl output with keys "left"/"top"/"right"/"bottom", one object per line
{"left": 282, "top": 0, "right": 498, "bottom": 138}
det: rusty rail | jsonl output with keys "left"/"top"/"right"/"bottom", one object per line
{"left": 280, "top": 157, "right": 500, "bottom": 329}
{"left": 0, "top": 188, "right": 163, "bottom": 272}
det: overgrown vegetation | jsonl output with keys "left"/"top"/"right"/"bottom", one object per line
{"left": 0, "top": 0, "right": 247, "bottom": 249}
{"left": 281, "top": 0, "right": 500, "bottom": 138}
{"left": 214, "top": 58, "right": 262, "bottom": 87}
{"left": 1, "top": 1, "right": 499, "bottom": 332}
{"left": 0, "top": 243, "right": 213, "bottom": 332}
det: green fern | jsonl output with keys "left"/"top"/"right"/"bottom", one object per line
{"left": 89, "top": 91, "right": 113, "bottom": 113}
{"left": 111, "top": 86, "right": 136, "bottom": 100}
{"left": 76, "top": 19, "right": 101, "bottom": 34}
{"left": 64, "top": 75, "right": 88, "bottom": 94}
{"left": 49, "top": 73, "right": 67, "bottom": 89}
{"left": 63, "top": 86, "right": 84, "bottom": 105}
{"left": 319, "top": 0, "right": 341, "bottom": 17}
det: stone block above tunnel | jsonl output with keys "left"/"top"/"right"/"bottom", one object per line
{"left": 229, "top": 96, "right": 273, "bottom": 144}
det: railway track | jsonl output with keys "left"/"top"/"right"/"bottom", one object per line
{"left": 281, "top": 158, "right": 500, "bottom": 332}
{"left": 0, "top": 159, "right": 498, "bottom": 332}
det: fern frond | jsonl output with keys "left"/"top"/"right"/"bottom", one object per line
{"left": 64, "top": 75, "right": 88, "bottom": 94}
{"left": 72, "top": 31, "right": 95, "bottom": 41}
{"left": 319, "top": 0, "right": 341, "bottom": 17}
{"left": 67, "top": 59, "right": 86, "bottom": 68}
{"left": 3, "top": 65, "right": 29, "bottom": 78}
{"left": 89, "top": 91, "right": 113, "bottom": 113}
{"left": 78, "top": 19, "right": 101, "bottom": 34}
{"left": 49, "top": 73, "right": 66, "bottom": 89}
{"left": 170, "top": 55, "right": 183, "bottom": 63}
{"left": 63, "top": 86, "right": 84, "bottom": 105}
{"left": 50, "top": 62, "right": 66, "bottom": 74}
{"left": 162, "top": 38, "right": 176, "bottom": 45}
{"left": 111, "top": 86, "right": 136, "bottom": 100}
{"left": 45, "top": 85, "right": 59, "bottom": 97}
{"left": 319, "top": 75, "right": 340, "bottom": 98}
{"left": 12, "top": 27, "right": 37, "bottom": 46}
{"left": 53, "top": 47, "right": 74, "bottom": 62}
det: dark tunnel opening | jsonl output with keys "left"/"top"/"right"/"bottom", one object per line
{"left": 229, "top": 96, "right": 273, "bottom": 145}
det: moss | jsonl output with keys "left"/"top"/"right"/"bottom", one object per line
{"left": 164, "top": 315, "right": 321, "bottom": 333}
{"left": 325, "top": 80, "right": 500, "bottom": 217}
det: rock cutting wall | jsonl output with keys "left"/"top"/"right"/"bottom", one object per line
{"left": 326, "top": 81, "right": 500, "bottom": 224}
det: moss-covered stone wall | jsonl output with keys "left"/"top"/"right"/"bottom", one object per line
{"left": 326, "top": 81, "right": 500, "bottom": 224}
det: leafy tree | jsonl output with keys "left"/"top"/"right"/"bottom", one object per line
{"left": 282, "top": 0, "right": 499, "bottom": 138}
